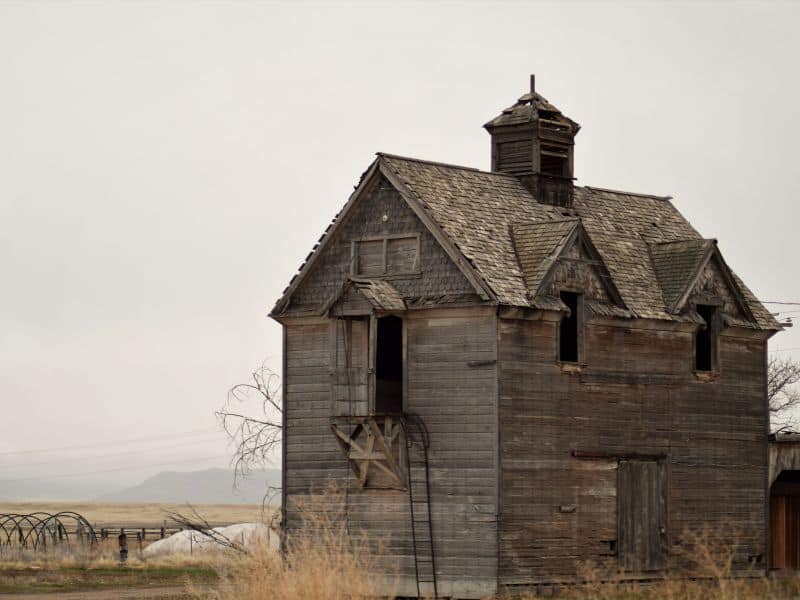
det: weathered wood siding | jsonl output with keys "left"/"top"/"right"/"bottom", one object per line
{"left": 405, "top": 308, "right": 498, "bottom": 598}
{"left": 283, "top": 309, "right": 499, "bottom": 599}
{"left": 284, "top": 174, "right": 478, "bottom": 315}
{"left": 498, "top": 316, "right": 768, "bottom": 585}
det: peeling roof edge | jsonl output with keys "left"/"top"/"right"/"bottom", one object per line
{"left": 583, "top": 186, "right": 672, "bottom": 201}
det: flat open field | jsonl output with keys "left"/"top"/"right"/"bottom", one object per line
{"left": 0, "top": 502, "right": 265, "bottom": 597}
{"left": 0, "top": 501, "right": 271, "bottom": 528}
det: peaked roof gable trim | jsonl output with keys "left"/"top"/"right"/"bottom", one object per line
{"left": 528, "top": 221, "right": 626, "bottom": 308}
{"left": 672, "top": 242, "right": 755, "bottom": 322}
{"left": 526, "top": 220, "right": 580, "bottom": 298}
{"left": 510, "top": 218, "right": 579, "bottom": 296}
{"left": 664, "top": 239, "right": 755, "bottom": 322}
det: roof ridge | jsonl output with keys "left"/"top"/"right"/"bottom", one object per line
{"left": 377, "top": 152, "right": 512, "bottom": 177}
{"left": 582, "top": 185, "right": 672, "bottom": 201}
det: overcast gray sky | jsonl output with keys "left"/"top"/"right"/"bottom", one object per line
{"left": 1, "top": 1, "right": 798, "bottom": 497}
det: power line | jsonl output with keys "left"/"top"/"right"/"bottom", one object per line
{"left": 0, "top": 454, "right": 224, "bottom": 483}
{"left": 771, "top": 347, "right": 800, "bottom": 353}
{"left": 0, "top": 429, "right": 217, "bottom": 457}
{"left": 764, "top": 301, "right": 800, "bottom": 306}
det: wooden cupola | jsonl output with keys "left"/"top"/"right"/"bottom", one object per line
{"left": 484, "top": 75, "right": 580, "bottom": 208}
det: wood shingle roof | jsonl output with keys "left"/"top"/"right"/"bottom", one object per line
{"left": 272, "top": 152, "right": 777, "bottom": 330}
{"left": 378, "top": 153, "right": 778, "bottom": 330}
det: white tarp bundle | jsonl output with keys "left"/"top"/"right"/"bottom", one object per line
{"left": 143, "top": 522, "right": 278, "bottom": 557}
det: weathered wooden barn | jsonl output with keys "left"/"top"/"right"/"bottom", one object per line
{"left": 270, "top": 76, "right": 782, "bottom": 598}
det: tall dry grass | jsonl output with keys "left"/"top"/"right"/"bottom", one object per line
{"left": 521, "top": 525, "right": 800, "bottom": 600}
{"left": 211, "top": 488, "right": 396, "bottom": 600}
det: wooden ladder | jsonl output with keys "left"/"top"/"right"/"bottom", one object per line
{"left": 402, "top": 414, "right": 438, "bottom": 599}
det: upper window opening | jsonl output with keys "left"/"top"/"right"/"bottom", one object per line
{"left": 559, "top": 291, "right": 581, "bottom": 363}
{"left": 353, "top": 235, "right": 419, "bottom": 277}
{"left": 375, "top": 316, "right": 403, "bottom": 414}
{"left": 695, "top": 304, "right": 718, "bottom": 372}
{"left": 540, "top": 143, "right": 569, "bottom": 177}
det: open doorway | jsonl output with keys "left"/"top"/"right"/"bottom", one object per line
{"left": 375, "top": 315, "right": 403, "bottom": 414}
{"left": 771, "top": 470, "right": 800, "bottom": 570}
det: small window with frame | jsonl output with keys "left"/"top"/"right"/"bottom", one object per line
{"left": 352, "top": 234, "right": 420, "bottom": 277}
{"left": 559, "top": 291, "right": 581, "bottom": 363}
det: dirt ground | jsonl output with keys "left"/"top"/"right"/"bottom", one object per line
{"left": 0, "top": 585, "right": 209, "bottom": 599}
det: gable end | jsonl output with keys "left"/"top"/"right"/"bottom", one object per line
{"left": 271, "top": 160, "right": 491, "bottom": 318}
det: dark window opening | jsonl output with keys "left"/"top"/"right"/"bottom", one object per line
{"left": 375, "top": 316, "right": 403, "bottom": 414}
{"left": 559, "top": 291, "right": 580, "bottom": 363}
{"left": 540, "top": 144, "right": 569, "bottom": 177}
{"left": 695, "top": 304, "right": 717, "bottom": 372}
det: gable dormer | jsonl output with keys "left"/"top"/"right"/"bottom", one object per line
{"left": 512, "top": 218, "right": 627, "bottom": 317}
{"left": 649, "top": 238, "right": 755, "bottom": 326}
{"left": 485, "top": 75, "right": 580, "bottom": 208}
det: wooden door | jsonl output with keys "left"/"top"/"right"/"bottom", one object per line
{"left": 331, "top": 317, "right": 369, "bottom": 416}
{"left": 617, "top": 460, "right": 667, "bottom": 572}
{"left": 770, "top": 494, "right": 800, "bottom": 569}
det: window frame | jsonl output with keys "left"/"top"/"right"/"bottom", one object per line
{"left": 557, "top": 290, "right": 583, "bottom": 365}
{"left": 693, "top": 302, "right": 722, "bottom": 374}
{"left": 350, "top": 233, "right": 421, "bottom": 278}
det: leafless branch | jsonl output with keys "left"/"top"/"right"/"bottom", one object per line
{"left": 769, "top": 356, "right": 800, "bottom": 433}
{"left": 216, "top": 362, "right": 282, "bottom": 488}
{"left": 165, "top": 505, "right": 246, "bottom": 554}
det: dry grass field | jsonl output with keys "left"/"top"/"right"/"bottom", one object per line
{"left": 4, "top": 501, "right": 800, "bottom": 598}
{"left": 0, "top": 502, "right": 268, "bottom": 597}
{"left": 0, "top": 501, "right": 270, "bottom": 528}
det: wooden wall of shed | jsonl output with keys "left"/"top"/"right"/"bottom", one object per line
{"left": 283, "top": 308, "right": 499, "bottom": 599}
{"left": 284, "top": 174, "right": 478, "bottom": 315}
{"left": 498, "top": 316, "right": 768, "bottom": 586}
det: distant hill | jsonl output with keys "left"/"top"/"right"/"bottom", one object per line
{"left": 95, "top": 468, "right": 281, "bottom": 505}
{"left": 0, "top": 478, "right": 113, "bottom": 502}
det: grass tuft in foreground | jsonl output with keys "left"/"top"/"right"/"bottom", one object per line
{"left": 211, "top": 489, "right": 396, "bottom": 600}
